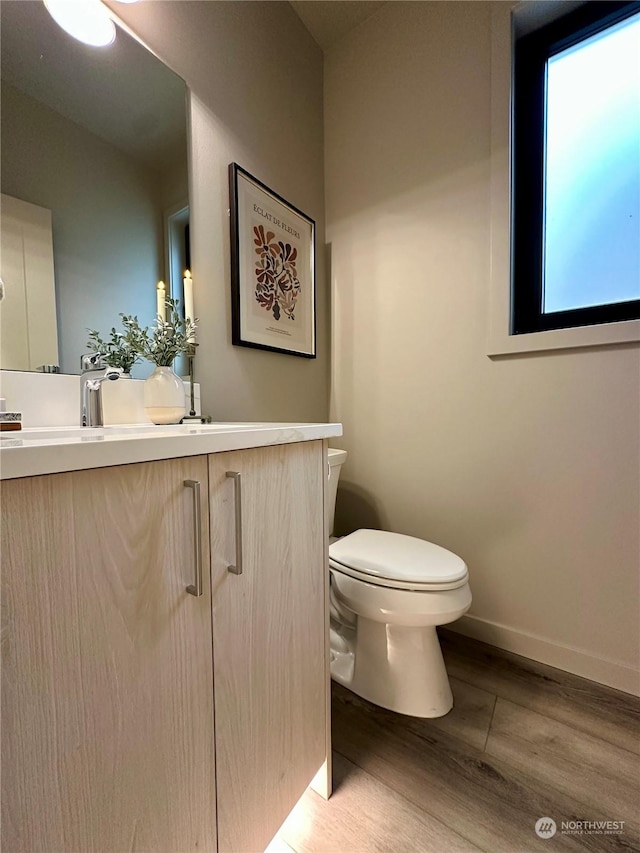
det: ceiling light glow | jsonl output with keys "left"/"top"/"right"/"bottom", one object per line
{"left": 44, "top": 0, "right": 116, "bottom": 47}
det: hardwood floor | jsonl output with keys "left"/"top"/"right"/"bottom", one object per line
{"left": 275, "top": 630, "right": 640, "bottom": 853}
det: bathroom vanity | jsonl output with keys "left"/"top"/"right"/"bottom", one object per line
{"left": 1, "top": 422, "right": 341, "bottom": 852}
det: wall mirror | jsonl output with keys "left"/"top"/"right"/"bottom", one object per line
{"left": 0, "top": 0, "right": 189, "bottom": 376}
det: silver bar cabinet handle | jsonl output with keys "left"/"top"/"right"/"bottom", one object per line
{"left": 226, "top": 471, "right": 243, "bottom": 575}
{"left": 184, "top": 479, "right": 203, "bottom": 596}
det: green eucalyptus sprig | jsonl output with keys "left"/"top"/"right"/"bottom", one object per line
{"left": 86, "top": 326, "right": 142, "bottom": 374}
{"left": 121, "top": 298, "right": 197, "bottom": 367}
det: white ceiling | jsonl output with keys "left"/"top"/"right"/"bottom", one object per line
{"left": 289, "top": 1, "right": 387, "bottom": 51}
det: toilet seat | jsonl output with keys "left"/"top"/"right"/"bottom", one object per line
{"left": 329, "top": 528, "right": 468, "bottom": 592}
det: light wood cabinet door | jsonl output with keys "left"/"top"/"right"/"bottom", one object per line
{"left": 1, "top": 457, "right": 216, "bottom": 853}
{"left": 209, "top": 441, "right": 326, "bottom": 853}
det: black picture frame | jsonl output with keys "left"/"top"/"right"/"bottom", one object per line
{"left": 229, "top": 163, "right": 316, "bottom": 358}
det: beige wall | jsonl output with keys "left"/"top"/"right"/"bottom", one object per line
{"left": 325, "top": 1, "right": 640, "bottom": 692}
{"left": 110, "top": 0, "right": 329, "bottom": 423}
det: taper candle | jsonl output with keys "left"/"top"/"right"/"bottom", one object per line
{"left": 156, "top": 281, "right": 166, "bottom": 321}
{"left": 183, "top": 270, "right": 195, "bottom": 340}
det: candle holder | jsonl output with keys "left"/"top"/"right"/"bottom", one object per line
{"left": 180, "top": 343, "right": 210, "bottom": 423}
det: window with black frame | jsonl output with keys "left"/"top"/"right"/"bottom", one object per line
{"left": 512, "top": 1, "right": 640, "bottom": 335}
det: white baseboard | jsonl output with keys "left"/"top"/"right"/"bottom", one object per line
{"left": 447, "top": 614, "right": 640, "bottom": 697}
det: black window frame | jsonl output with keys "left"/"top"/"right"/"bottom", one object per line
{"left": 511, "top": 0, "right": 640, "bottom": 335}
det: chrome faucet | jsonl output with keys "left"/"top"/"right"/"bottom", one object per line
{"left": 80, "top": 354, "right": 122, "bottom": 427}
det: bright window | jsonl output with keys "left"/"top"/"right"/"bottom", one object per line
{"left": 512, "top": 2, "right": 640, "bottom": 334}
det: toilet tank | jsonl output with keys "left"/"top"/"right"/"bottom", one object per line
{"left": 327, "top": 448, "right": 347, "bottom": 536}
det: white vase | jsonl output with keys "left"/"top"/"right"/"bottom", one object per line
{"left": 144, "top": 366, "right": 185, "bottom": 425}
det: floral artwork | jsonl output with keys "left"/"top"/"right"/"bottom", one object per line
{"left": 253, "top": 225, "right": 301, "bottom": 322}
{"left": 230, "top": 163, "right": 315, "bottom": 358}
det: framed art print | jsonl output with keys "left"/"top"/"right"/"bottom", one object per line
{"left": 229, "top": 163, "right": 316, "bottom": 358}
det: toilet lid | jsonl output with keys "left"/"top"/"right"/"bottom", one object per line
{"left": 329, "top": 529, "right": 468, "bottom": 586}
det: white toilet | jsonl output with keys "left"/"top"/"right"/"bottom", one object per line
{"left": 328, "top": 448, "right": 471, "bottom": 718}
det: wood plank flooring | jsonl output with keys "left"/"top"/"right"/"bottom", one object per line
{"left": 276, "top": 630, "right": 640, "bottom": 853}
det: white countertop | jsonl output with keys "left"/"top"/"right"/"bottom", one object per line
{"left": 0, "top": 422, "right": 343, "bottom": 480}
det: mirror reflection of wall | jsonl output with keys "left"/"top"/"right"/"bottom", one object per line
{"left": 0, "top": 0, "right": 189, "bottom": 376}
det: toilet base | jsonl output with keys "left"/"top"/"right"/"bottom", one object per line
{"left": 330, "top": 618, "right": 453, "bottom": 718}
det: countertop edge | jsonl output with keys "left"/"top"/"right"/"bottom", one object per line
{"left": 0, "top": 423, "right": 343, "bottom": 480}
